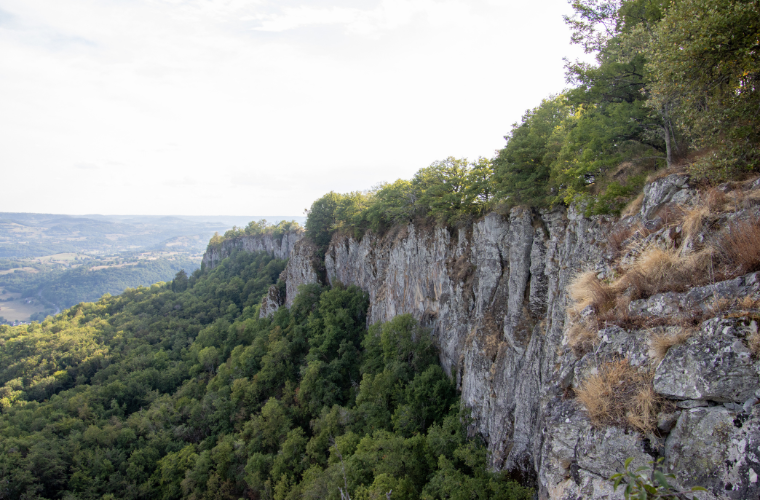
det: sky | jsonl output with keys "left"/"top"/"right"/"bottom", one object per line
{"left": 0, "top": 0, "right": 587, "bottom": 216}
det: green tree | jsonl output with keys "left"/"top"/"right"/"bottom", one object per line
{"left": 646, "top": 0, "right": 760, "bottom": 179}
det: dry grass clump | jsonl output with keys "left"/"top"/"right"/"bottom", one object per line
{"left": 681, "top": 204, "right": 709, "bottom": 245}
{"left": 576, "top": 358, "right": 661, "bottom": 433}
{"left": 621, "top": 192, "right": 644, "bottom": 218}
{"left": 568, "top": 271, "right": 615, "bottom": 313}
{"left": 608, "top": 226, "right": 634, "bottom": 256}
{"left": 748, "top": 323, "right": 760, "bottom": 358}
{"left": 649, "top": 328, "right": 694, "bottom": 364}
{"left": 623, "top": 246, "right": 712, "bottom": 299}
{"left": 714, "top": 217, "right": 760, "bottom": 276}
{"left": 705, "top": 187, "right": 728, "bottom": 212}
{"left": 567, "top": 320, "right": 599, "bottom": 356}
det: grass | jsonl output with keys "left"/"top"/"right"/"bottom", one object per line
{"left": 621, "top": 193, "right": 644, "bottom": 218}
{"left": 575, "top": 358, "right": 661, "bottom": 433}
{"left": 567, "top": 320, "right": 599, "bottom": 356}
{"left": 568, "top": 271, "right": 615, "bottom": 314}
{"left": 714, "top": 217, "right": 760, "bottom": 276}
{"left": 648, "top": 328, "right": 694, "bottom": 364}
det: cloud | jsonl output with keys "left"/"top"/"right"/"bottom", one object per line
{"left": 72, "top": 163, "right": 100, "bottom": 170}
{"left": 245, "top": 0, "right": 470, "bottom": 36}
{"left": 162, "top": 176, "right": 197, "bottom": 187}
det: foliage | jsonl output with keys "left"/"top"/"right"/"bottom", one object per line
{"left": 493, "top": 95, "right": 572, "bottom": 208}
{"left": 0, "top": 249, "right": 532, "bottom": 500}
{"left": 611, "top": 457, "right": 706, "bottom": 499}
{"left": 304, "top": 158, "right": 496, "bottom": 247}
{"left": 646, "top": 0, "right": 760, "bottom": 179}
{"left": 209, "top": 220, "right": 303, "bottom": 250}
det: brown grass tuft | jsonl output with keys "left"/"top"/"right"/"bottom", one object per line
{"left": 705, "top": 187, "right": 728, "bottom": 212}
{"left": 649, "top": 328, "right": 693, "bottom": 364}
{"left": 623, "top": 247, "right": 712, "bottom": 299}
{"left": 568, "top": 271, "right": 615, "bottom": 313}
{"left": 621, "top": 193, "right": 644, "bottom": 218}
{"left": 567, "top": 321, "right": 599, "bottom": 356}
{"left": 748, "top": 322, "right": 760, "bottom": 358}
{"left": 608, "top": 226, "right": 634, "bottom": 256}
{"left": 575, "top": 358, "right": 661, "bottom": 433}
{"left": 681, "top": 205, "right": 709, "bottom": 245}
{"left": 714, "top": 217, "right": 760, "bottom": 276}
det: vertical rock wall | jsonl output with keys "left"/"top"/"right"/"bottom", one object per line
{"left": 251, "top": 174, "right": 760, "bottom": 499}
{"left": 285, "top": 207, "right": 615, "bottom": 490}
{"left": 201, "top": 230, "right": 303, "bottom": 270}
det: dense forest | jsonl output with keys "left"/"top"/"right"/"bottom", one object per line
{"left": 300, "top": 0, "right": 758, "bottom": 249}
{"left": 0, "top": 249, "right": 532, "bottom": 500}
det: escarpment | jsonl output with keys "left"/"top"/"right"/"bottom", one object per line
{"left": 208, "top": 174, "right": 760, "bottom": 500}
{"left": 201, "top": 229, "right": 303, "bottom": 270}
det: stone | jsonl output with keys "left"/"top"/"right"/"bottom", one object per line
{"left": 259, "top": 284, "right": 283, "bottom": 318}
{"left": 654, "top": 318, "right": 759, "bottom": 403}
{"left": 640, "top": 174, "right": 691, "bottom": 220}
{"left": 676, "top": 400, "right": 709, "bottom": 409}
{"left": 664, "top": 406, "right": 760, "bottom": 499}
{"left": 657, "top": 411, "right": 681, "bottom": 433}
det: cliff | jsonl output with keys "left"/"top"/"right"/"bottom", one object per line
{"left": 201, "top": 230, "right": 303, "bottom": 270}
{"left": 210, "top": 175, "right": 760, "bottom": 499}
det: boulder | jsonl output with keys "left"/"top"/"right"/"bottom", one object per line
{"left": 665, "top": 406, "right": 760, "bottom": 499}
{"left": 640, "top": 174, "right": 692, "bottom": 220}
{"left": 654, "top": 318, "right": 759, "bottom": 403}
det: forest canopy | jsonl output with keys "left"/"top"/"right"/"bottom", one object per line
{"left": 0, "top": 249, "right": 532, "bottom": 500}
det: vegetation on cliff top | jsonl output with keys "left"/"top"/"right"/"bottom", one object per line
{"left": 207, "top": 219, "right": 302, "bottom": 252}
{"left": 303, "top": 0, "right": 759, "bottom": 248}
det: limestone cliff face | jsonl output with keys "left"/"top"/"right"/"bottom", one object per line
{"left": 201, "top": 230, "right": 303, "bottom": 270}
{"left": 257, "top": 175, "right": 760, "bottom": 499}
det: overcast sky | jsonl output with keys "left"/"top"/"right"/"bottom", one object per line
{"left": 0, "top": 0, "right": 586, "bottom": 216}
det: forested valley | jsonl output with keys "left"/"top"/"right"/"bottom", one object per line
{"left": 0, "top": 249, "right": 532, "bottom": 500}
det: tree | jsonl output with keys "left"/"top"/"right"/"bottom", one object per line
{"left": 172, "top": 269, "right": 189, "bottom": 293}
{"left": 646, "top": 0, "right": 760, "bottom": 178}
{"left": 493, "top": 95, "right": 572, "bottom": 207}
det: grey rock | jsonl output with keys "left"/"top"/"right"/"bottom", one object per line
{"left": 259, "top": 284, "right": 283, "bottom": 318}
{"left": 677, "top": 400, "right": 710, "bottom": 409}
{"left": 640, "top": 174, "right": 691, "bottom": 220}
{"left": 654, "top": 318, "right": 759, "bottom": 403}
{"left": 283, "top": 238, "right": 319, "bottom": 307}
{"left": 664, "top": 406, "right": 760, "bottom": 499}
{"left": 201, "top": 230, "right": 302, "bottom": 270}
{"left": 658, "top": 411, "right": 681, "bottom": 433}
{"left": 628, "top": 272, "right": 760, "bottom": 319}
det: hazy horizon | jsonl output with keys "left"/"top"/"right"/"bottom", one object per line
{"left": 1, "top": 0, "right": 589, "bottom": 216}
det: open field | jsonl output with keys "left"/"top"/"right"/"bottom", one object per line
{"left": 0, "top": 297, "right": 47, "bottom": 322}
{"left": 0, "top": 267, "right": 39, "bottom": 275}
{"left": 0, "top": 287, "right": 21, "bottom": 299}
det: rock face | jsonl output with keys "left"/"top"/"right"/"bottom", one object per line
{"left": 223, "top": 174, "right": 760, "bottom": 499}
{"left": 287, "top": 207, "right": 616, "bottom": 490}
{"left": 201, "top": 230, "right": 303, "bottom": 270}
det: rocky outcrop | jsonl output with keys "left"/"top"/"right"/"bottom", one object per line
{"left": 201, "top": 230, "right": 303, "bottom": 270}
{"left": 287, "top": 207, "right": 615, "bottom": 488}
{"left": 236, "top": 174, "right": 760, "bottom": 499}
